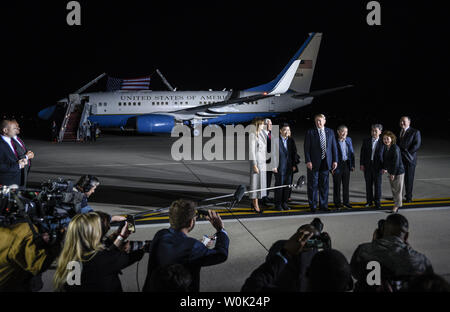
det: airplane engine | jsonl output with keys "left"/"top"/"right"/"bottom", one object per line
{"left": 134, "top": 114, "right": 175, "bottom": 133}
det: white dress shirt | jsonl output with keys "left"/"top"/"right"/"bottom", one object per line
{"left": 371, "top": 137, "right": 379, "bottom": 161}
{"left": 1, "top": 135, "right": 17, "bottom": 156}
{"left": 1, "top": 135, "right": 21, "bottom": 169}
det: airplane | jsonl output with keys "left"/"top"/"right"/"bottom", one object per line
{"left": 38, "top": 32, "right": 352, "bottom": 136}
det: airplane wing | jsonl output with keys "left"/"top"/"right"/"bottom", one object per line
{"left": 291, "top": 84, "right": 354, "bottom": 99}
{"left": 169, "top": 59, "right": 302, "bottom": 115}
{"left": 170, "top": 92, "right": 275, "bottom": 115}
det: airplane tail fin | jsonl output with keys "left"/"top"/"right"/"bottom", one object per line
{"left": 245, "top": 32, "right": 322, "bottom": 93}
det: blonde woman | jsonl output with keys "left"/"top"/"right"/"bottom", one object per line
{"left": 53, "top": 212, "right": 144, "bottom": 292}
{"left": 249, "top": 118, "right": 267, "bottom": 213}
{"left": 382, "top": 131, "right": 405, "bottom": 213}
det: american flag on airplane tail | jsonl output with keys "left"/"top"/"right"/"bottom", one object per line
{"left": 106, "top": 75, "right": 151, "bottom": 91}
{"left": 299, "top": 60, "right": 313, "bottom": 69}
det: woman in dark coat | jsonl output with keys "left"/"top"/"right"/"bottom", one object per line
{"left": 382, "top": 131, "right": 405, "bottom": 213}
{"left": 53, "top": 212, "right": 144, "bottom": 291}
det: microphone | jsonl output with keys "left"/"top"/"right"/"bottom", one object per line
{"left": 295, "top": 175, "right": 306, "bottom": 189}
{"left": 233, "top": 184, "right": 247, "bottom": 203}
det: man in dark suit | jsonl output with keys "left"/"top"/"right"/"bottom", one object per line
{"left": 0, "top": 120, "right": 27, "bottom": 186}
{"left": 304, "top": 114, "right": 338, "bottom": 212}
{"left": 10, "top": 120, "right": 34, "bottom": 187}
{"left": 360, "top": 124, "right": 385, "bottom": 209}
{"left": 143, "top": 200, "right": 229, "bottom": 292}
{"left": 398, "top": 116, "right": 421, "bottom": 202}
{"left": 273, "top": 123, "right": 298, "bottom": 211}
{"left": 332, "top": 125, "right": 355, "bottom": 209}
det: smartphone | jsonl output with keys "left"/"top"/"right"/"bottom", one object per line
{"left": 126, "top": 215, "right": 136, "bottom": 233}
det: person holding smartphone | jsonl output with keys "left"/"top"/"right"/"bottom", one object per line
{"left": 53, "top": 212, "right": 145, "bottom": 292}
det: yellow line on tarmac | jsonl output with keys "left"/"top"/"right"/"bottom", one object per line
{"left": 136, "top": 198, "right": 450, "bottom": 221}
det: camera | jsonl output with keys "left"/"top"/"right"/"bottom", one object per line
{"left": 128, "top": 240, "right": 152, "bottom": 252}
{"left": 305, "top": 217, "right": 331, "bottom": 250}
{"left": 0, "top": 178, "right": 85, "bottom": 246}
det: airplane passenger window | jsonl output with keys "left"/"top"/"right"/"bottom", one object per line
{"left": 118, "top": 102, "right": 121, "bottom": 106}
{"left": 99, "top": 103, "right": 102, "bottom": 106}
{"left": 133, "top": 102, "right": 136, "bottom": 106}
{"left": 138, "top": 102, "right": 141, "bottom": 106}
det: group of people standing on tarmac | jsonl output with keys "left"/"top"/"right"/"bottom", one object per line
{"left": 79, "top": 121, "right": 100, "bottom": 143}
{"left": 249, "top": 114, "right": 421, "bottom": 214}
{"left": 50, "top": 120, "right": 100, "bottom": 143}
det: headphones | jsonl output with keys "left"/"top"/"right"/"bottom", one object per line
{"left": 78, "top": 175, "right": 99, "bottom": 193}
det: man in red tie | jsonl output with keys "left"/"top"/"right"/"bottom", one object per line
{"left": 0, "top": 120, "right": 27, "bottom": 186}
{"left": 10, "top": 120, "right": 34, "bottom": 187}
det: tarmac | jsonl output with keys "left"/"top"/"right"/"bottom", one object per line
{"left": 22, "top": 127, "right": 450, "bottom": 291}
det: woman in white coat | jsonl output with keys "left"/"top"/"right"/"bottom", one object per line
{"left": 249, "top": 118, "right": 267, "bottom": 213}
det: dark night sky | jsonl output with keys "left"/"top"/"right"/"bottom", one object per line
{"left": 2, "top": 1, "right": 449, "bottom": 130}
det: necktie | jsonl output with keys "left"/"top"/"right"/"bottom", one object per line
{"left": 400, "top": 129, "right": 405, "bottom": 138}
{"left": 11, "top": 139, "right": 19, "bottom": 158}
{"left": 319, "top": 129, "right": 326, "bottom": 159}
{"left": 371, "top": 139, "right": 377, "bottom": 161}
{"left": 16, "top": 137, "right": 25, "bottom": 149}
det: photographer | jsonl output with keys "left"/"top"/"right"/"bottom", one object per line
{"left": 241, "top": 218, "right": 331, "bottom": 292}
{"left": 241, "top": 226, "right": 314, "bottom": 292}
{"left": 143, "top": 199, "right": 229, "bottom": 292}
{"left": 73, "top": 175, "right": 124, "bottom": 224}
{"left": 241, "top": 223, "right": 352, "bottom": 292}
{"left": 0, "top": 221, "right": 62, "bottom": 291}
{"left": 73, "top": 175, "right": 100, "bottom": 214}
{"left": 53, "top": 212, "right": 144, "bottom": 292}
{"left": 350, "top": 213, "right": 433, "bottom": 292}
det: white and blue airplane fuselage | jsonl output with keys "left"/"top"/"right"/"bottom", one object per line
{"left": 84, "top": 90, "right": 313, "bottom": 132}
{"left": 38, "top": 33, "right": 351, "bottom": 134}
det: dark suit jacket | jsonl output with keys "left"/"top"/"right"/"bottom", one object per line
{"left": 335, "top": 136, "right": 355, "bottom": 173}
{"left": 383, "top": 144, "right": 405, "bottom": 176}
{"left": 143, "top": 227, "right": 229, "bottom": 292}
{"left": 276, "top": 137, "right": 298, "bottom": 175}
{"left": 0, "top": 138, "right": 21, "bottom": 186}
{"left": 12, "top": 137, "right": 30, "bottom": 186}
{"left": 304, "top": 127, "right": 338, "bottom": 170}
{"left": 266, "top": 130, "right": 272, "bottom": 164}
{"left": 397, "top": 127, "right": 421, "bottom": 165}
{"left": 360, "top": 137, "right": 385, "bottom": 169}
{"left": 64, "top": 245, "right": 144, "bottom": 292}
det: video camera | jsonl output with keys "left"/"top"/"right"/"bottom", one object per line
{"left": 0, "top": 178, "right": 85, "bottom": 245}
{"left": 305, "top": 217, "right": 332, "bottom": 250}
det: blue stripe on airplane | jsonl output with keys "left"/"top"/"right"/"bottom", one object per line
{"left": 88, "top": 112, "right": 280, "bottom": 128}
{"left": 244, "top": 32, "right": 315, "bottom": 92}
{"left": 88, "top": 114, "right": 136, "bottom": 127}
{"left": 201, "top": 112, "right": 280, "bottom": 125}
